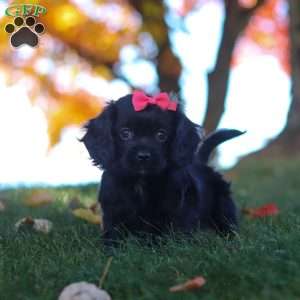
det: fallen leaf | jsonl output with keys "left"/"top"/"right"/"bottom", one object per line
{"left": 0, "top": 200, "right": 6, "bottom": 212}
{"left": 242, "top": 203, "right": 279, "bottom": 218}
{"left": 24, "top": 191, "right": 54, "bottom": 207}
{"left": 33, "top": 219, "right": 53, "bottom": 233}
{"left": 58, "top": 282, "right": 111, "bottom": 300}
{"left": 15, "top": 217, "right": 35, "bottom": 228}
{"left": 15, "top": 217, "right": 53, "bottom": 234}
{"left": 90, "top": 202, "right": 101, "bottom": 214}
{"left": 169, "top": 276, "right": 206, "bottom": 292}
{"left": 72, "top": 208, "right": 102, "bottom": 224}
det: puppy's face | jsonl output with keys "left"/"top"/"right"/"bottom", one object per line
{"left": 82, "top": 94, "right": 201, "bottom": 176}
{"left": 114, "top": 105, "right": 175, "bottom": 175}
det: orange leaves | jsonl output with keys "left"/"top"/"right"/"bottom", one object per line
{"left": 239, "top": 0, "right": 259, "bottom": 9}
{"left": 52, "top": 4, "right": 86, "bottom": 32}
{"left": 243, "top": 203, "right": 280, "bottom": 217}
{"left": 93, "top": 65, "right": 113, "bottom": 81}
{"left": 47, "top": 90, "right": 103, "bottom": 147}
{"left": 37, "top": 0, "right": 139, "bottom": 64}
{"left": 169, "top": 276, "right": 206, "bottom": 292}
{"left": 72, "top": 208, "right": 102, "bottom": 225}
{"left": 0, "top": 0, "right": 139, "bottom": 150}
{"left": 69, "top": 198, "right": 102, "bottom": 225}
{"left": 138, "top": 1, "right": 168, "bottom": 46}
{"left": 250, "top": 31, "right": 277, "bottom": 48}
{"left": 235, "top": 0, "right": 290, "bottom": 74}
{"left": 16, "top": 65, "right": 104, "bottom": 147}
{"left": 177, "top": 0, "right": 199, "bottom": 16}
{"left": 24, "top": 190, "right": 54, "bottom": 207}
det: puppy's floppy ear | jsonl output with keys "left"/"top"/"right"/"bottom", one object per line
{"left": 172, "top": 111, "right": 202, "bottom": 167}
{"left": 81, "top": 102, "right": 115, "bottom": 169}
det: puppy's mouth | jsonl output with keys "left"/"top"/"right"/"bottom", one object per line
{"left": 134, "top": 161, "right": 151, "bottom": 174}
{"left": 122, "top": 147, "right": 166, "bottom": 176}
{"left": 136, "top": 163, "right": 155, "bottom": 175}
{"left": 137, "top": 167, "right": 147, "bottom": 175}
{"left": 125, "top": 160, "right": 164, "bottom": 176}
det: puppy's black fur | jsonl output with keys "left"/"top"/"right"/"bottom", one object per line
{"left": 82, "top": 94, "right": 243, "bottom": 245}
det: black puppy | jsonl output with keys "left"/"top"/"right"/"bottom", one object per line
{"left": 82, "top": 91, "right": 243, "bottom": 245}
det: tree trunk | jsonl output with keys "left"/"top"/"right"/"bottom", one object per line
{"left": 203, "top": 0, "right": 265, "bottom": 133}
{"left": 252, "top": 0, "right": 300, "bottom": 157}
{"left": 128, "top": 0, "right": 182, "bottom": 94}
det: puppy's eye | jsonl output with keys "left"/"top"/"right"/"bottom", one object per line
{"left": 156, "top": 129, "right": 167, "bottom": 142}
{"left": 120, "top": 128, "right": 133, "bottom": 140}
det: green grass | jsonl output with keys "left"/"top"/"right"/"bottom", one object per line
{"left": 1, "top": 159, "right": 300, "bottom": 300}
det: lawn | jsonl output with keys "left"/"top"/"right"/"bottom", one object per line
{"left": 1, "top": 159, "right": 300, "bottom": 300}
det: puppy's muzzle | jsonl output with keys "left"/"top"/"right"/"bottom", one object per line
{"left": 136, "top": 150, "right": 151, "bottom": 162}
{"left": 127, "top": 145, "right": 164, "bottom": 174}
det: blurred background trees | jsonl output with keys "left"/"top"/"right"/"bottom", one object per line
{"left": 0, "top": 0, "right": 297, "bottom": 177}
{"left": 203, "top": 0, "right": 265, "bottom": 133}
{"left": 257, "top": 0, "right": 300, "bottom": 156}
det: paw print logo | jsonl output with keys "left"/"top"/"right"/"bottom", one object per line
{"left": 5, "top": 16, "right": 45, "bottom": 48}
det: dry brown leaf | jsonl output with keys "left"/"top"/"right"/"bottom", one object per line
{"left": 169, "top": 276, "right": 206, "bottom": 292}
{"left": 72, "top": 208, "right": 102, "bottom": 225}
{"left": 89, "top": 202, "right": 101, "bottom": 215}
{"left": 15, "top": 217, "right": 35, "bottom": 229}
{"left": 24, "top": 191, "right": 54, "bottom": 207}
{"left": 33, "top": 219, "right": 53, "bottom": 234}
{"left": 58, "top": 282, "right": 111, "bottom": 300}
{"left": 15, "top": 217, "right": 53, "bottom": 234}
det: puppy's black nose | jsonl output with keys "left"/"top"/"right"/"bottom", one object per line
{"left": 136, "top": 151, "right": 151, "bottom": 162}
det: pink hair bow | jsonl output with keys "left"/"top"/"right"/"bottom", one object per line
{"left": 132, "top": 91, "right": 177, "bottom": 112}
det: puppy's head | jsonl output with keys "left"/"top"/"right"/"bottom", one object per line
{"left": 81, "top": 94, "right": 202, "bottom": 176}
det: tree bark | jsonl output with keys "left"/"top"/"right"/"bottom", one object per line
{"left": 250, "top": 0, "right": 300, "bottom": 157}
{"left": 203, "top": 0, "right": 265, "bottom": 133}
{"left": 128, "top": 0, "right": 182, "bottom": 94}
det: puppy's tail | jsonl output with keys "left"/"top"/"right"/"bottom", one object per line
{"left": 197, "top": 129, "right": 245, "bottom": 164}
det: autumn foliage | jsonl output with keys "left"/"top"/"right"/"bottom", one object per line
{"left": 235, "top": 0, "right": 289, "bottom": 73}
{"left": 0, "top": 0, "right": 288, "bottom": 147}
